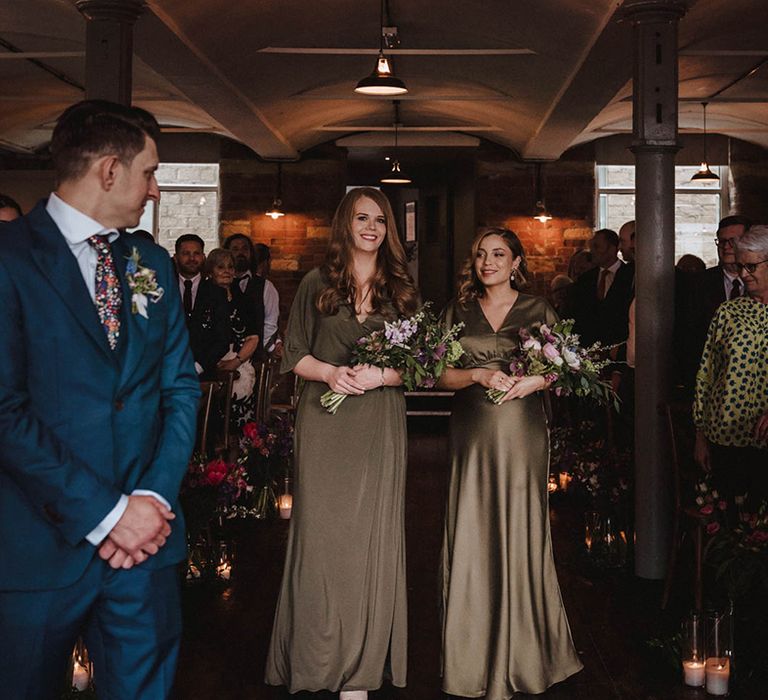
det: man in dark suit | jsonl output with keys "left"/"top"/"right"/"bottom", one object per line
{"left": 175, "top": 233, "right": 230, "bottom": 377}
{"left": 0, "top": 100, "right": 199, "bottom": 698}
{"left": 681, "top": 215, "right": 751, "bottom": 391}
{"left": 223, "top": 233, "right": 265, "bottom": 356}
{"left": 571, "top": 228, "right": 634, "bottom": 348}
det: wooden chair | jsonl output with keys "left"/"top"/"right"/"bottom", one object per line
{"left": 197, "top": 369, "right": 236, "bottom": 456}
{"left": 661, "top": 399, "right": 706, "bottom": 610}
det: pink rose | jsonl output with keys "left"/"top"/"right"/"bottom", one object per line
{"left": 700, "top": 503, "right": 714, "bottom": 515}
{"left": 718, "top": 500, "right": 727, "bottom": 511}
{"left": 706, "top": 521, "right": 720, "bottom": 535}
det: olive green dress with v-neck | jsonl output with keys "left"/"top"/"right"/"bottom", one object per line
{"left": 441, "top": 294, "right": 582, "bottom": 699}
{"left": 266, "top": 268, "right": 408, "bottom": 693}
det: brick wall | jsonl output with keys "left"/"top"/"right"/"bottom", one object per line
{"left": 475, "top": 149, "right": 595, "bottom": 296}
{"left": 218, "top": 153, "right": 346, "bottom": 329}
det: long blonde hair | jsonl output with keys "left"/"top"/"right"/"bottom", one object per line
{"left": 456, "top": 228, "right": 529, "bottom": 307}
{"left": 317, "top": 187, "right": 418, "bottom": 317}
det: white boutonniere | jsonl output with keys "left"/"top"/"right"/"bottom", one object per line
{"left": 125, "top": 247, "right": 164, "bottom": 318}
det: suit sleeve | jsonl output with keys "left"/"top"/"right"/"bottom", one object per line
{"left": 134, "top": 253, "right": 201, "bottom": 502}
{"left": 0, "top": 256, "right": 123, "bottom": 546}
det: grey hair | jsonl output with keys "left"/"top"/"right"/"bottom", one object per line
{"left": 734, "top": 225, "right": 768, "bottom": 258}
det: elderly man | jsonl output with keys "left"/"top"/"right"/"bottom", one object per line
{"left": 0, "top": 100, "right": 199, "bottom": 698}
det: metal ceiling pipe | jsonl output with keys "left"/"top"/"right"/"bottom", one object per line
{"left": 623, "top": 0, "right": 686, "bottom": 580}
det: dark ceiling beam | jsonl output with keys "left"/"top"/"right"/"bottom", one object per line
{"left": 521, "top": 2, "right": 630, "bottom": 160}
{"left": 132, "top": 6, "right": 298, "bottom": 159}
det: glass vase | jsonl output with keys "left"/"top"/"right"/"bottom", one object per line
{"left": 705, "top": 609, "right": 732, "bottom": 696}
{"left": 253, "top": 483, "right": 276, "bottom": 520}
{"left": 681, "top": 612, "right": 705, "bottom": 687}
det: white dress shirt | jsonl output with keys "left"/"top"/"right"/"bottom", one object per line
{"left": 178, "top": 272, "right": 202, "bottom": 309}
{"left": 46, "top": 193, "right": 170, "bottom": 547}
{"left": 597, "top": 258, "right": 623, "bottom": 297}
{"left": 723, "top": 269, "right": 743, "bottom": 300}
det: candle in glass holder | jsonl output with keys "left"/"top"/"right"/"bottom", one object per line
{"left": 547, "top": 476, "right": 558, "bottom": 493}
{"left": 72, "top": 660, "right": 90, "bottom": 691}
{"left": 278, "top": 493, "right": 293, "bottom": 519}
{"left": 682, "top": 660, "right": 705, "bottom": 687}
{"left": 705, "top": 657, "right": 729, "bottom": 695}
{"left": 216, "top": 561, "right": 232, "bottom": 580}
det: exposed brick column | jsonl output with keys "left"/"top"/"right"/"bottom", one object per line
{"left": 75, "top": 0, "right": 145, "bottom": 105}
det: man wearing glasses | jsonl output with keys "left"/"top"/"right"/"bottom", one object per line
{"left": 684, "top": 215, "right": 752, "bottom": 391}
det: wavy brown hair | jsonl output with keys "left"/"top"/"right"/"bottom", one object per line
{"left": 317, "top": 187, "right": 418, "bottom": 317}
{"left": 456, "top": 228, "right": 529, "bottom": 308}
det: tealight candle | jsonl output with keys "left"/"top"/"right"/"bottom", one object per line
{"left": 278, "top": 493, "right": 293, "bottom": 519}
{"left": 705, "top": 657, "right": 729, "bottom": 696}
{"left": 72, "top": 660, "right": 90, "bottom": 691}
{"left": 682, "top": 659, "right": 705, "bottom": 687}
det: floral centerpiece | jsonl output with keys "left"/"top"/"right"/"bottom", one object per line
{"left": 320, "top": 303, "right": 465, "bottom": 415}
{"left": 486, "top": 319, "right": 617, "bottom": 407}
{"left": 238, "top": 414, "right": 294, "bottom": 518}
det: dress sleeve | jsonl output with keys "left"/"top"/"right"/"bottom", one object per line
{"left": 693, "top": 305, "right": 724, "bottom": 431}
{"left": 280, "top": 270, "right": 320, "bottom": 374}
{"left": 542, "top": 298, "right": 560, "bottom": 326}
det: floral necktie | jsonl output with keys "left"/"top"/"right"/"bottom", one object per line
{"left": 88, "top": 235, "right": 122, "bottom": 349}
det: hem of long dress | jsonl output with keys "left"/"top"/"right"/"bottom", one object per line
{"left": 265, "top": 680, "right": 407, "bottom": 694}
{"left": 441, "top": 661, "right": 583, "bottom": 699}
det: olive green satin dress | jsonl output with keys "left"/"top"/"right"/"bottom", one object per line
{"left": 441, "top": 295, "right": 582, "bottom": 698}
{"left": 265, "top": 268, "right": 408, "bottom": 693}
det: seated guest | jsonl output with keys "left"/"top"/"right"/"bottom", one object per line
{"left": 175, "top": 233, "right": 230, "bottom": 377}
{"left": 567, "top": 248, "right": 595, "bottom": 281}
{"left": 549, "top": 273, "right": 573, "bottom": 314}
{"left": 132, "top": 228, "right": 155, "bottom": 243}
{"left": 205, "top": 248, "right": 261, "bottom": 426}
{"left": 0, "top": 193, "right": 22, "bottom": 222}
{"left": 223, "top": 234, "right": 266, "bottom": 358}
{"left": 676, "top": 253, "right": 706, "bottom": 276}
{"left": 694, "top": 225, "right": 768, "bottom": 506}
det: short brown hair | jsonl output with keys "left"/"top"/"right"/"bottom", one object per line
{"left": 50, "top": 100, "right": 161, "bottom": 183}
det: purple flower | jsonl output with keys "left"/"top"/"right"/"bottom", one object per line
{"left": 433, "top": 343, "right": 447, "bottom": 360}
{"left": 542, "top": 343, "right": 564, "bottom": 366}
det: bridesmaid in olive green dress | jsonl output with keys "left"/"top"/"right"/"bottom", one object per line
{"left": 265, "top": 188, "right": 418, "bottom": 700}
{"left": 439, "top": 229, "right": 583, "bottom": 698}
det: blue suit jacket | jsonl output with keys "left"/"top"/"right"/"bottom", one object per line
{"left": 0, "top": 201, "right": 200, "bottom": 591}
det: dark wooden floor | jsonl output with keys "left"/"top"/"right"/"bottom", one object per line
{"left": 174, "top": 419, "right": 761, "bottom": 699}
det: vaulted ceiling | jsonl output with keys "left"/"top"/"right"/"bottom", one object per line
{"left": 1, "top": 0, "right": 767, "bottom": 161}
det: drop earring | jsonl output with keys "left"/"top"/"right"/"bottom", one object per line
{"left": 510, "top": 268, "right": 517, "bottom": 282}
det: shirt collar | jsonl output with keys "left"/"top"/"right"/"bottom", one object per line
{"left": 601, "top": 259, "right": 623, "bottom": 275}
{"left": 723, "top": 268, "right": 739, "bottom": 282}
{"left": 46, "top": 192, "right": 119, "bottom": 246}
{"left": 179, "top": 272, "right": 202, "bottom": 285}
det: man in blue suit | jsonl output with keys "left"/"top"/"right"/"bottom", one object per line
{"left": 0, "top": 100, "right": 200, "bottom": 698}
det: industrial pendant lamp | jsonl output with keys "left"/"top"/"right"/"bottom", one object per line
{"left": 691, "top": 102, "right": 720, "bottom": 182}
{"left": 381, "top": 101, "right": 411, "bottom": 184}
{"left": 266, "top": 163, "right": 285, "bottom": 219}
{"left": 532, "top": 163, "right": 553, "bottom": 223}
{"left": 355, "top": 0, "right": 407, "bottom": 96}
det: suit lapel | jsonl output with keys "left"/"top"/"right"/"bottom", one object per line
{"left": 113, "top": 236, "right": 148, "bottom": 381}
{"left": 27, "top": 204, "right": 115, "bottom": 361}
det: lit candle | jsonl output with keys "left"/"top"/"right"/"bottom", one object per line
{"left": 278, "top": 493, "right": 293, "bottom": 519}
{"left": 216, "top": 562, "right": 232, "bottom": 581}
{"left": 558, "top": 471, "right": 571, "bottom": 491}
{"left": 705, "top": 657, "right": 729, "bottom": 696}
{"left": 72, "top": 660, "right": 90, "bottom": 691}
{"left": 682, "top": 659, "right": 705, "bottom": 687}
{"left": 547, "top": 476, "right": 558, "bottom": 493}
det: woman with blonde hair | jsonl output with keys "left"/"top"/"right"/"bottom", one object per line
{"left": 439, "top": 228, "right": 582, "bottom": 699}
{"left": 266, "top": 187, "right": 418, "bottom": 699}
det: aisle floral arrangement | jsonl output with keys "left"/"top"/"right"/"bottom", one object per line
{"left": 320, "top": 303, "right": 465, "bottom": 414}
{"left": 486, "top": 319, "right": 617, "bottom": 407}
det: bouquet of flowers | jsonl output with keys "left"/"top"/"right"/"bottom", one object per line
{"left": 320, "top": 304, "right": 465, "bottom": 414}
{"left": 238, "top": 414, "right": 294, "bottom": 518}
{"left": 485, "top": 318, "right": 617, "bottom": 408}
{"left": 180, "top": 453, "right": 252, "bottom": 535}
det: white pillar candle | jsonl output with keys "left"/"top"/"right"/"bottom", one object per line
{"left": 705, "top": 657, "right": 729, "bottom": 696}
{"left": 278, "top": 494, "right": 293, "bottom": 519}
{"left": 682, "top": 660, "right": 705, "bottom": 687}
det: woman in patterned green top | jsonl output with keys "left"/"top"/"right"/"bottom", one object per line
{"left": 694, "top": 225, "right": 768, "bottom": 504}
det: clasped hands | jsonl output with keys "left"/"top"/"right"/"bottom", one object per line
{"left": 325, "top": 364, "right": 401, "bottom": 395}
{"left": 98, "top": 495, "right": 175, "bottom": 570}
{"left": 475, "top": 369, "right": 546, "bottom": 401}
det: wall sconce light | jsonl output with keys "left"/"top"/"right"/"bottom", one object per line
{"left": 266, "top": 162, "right": 286, "bottom": 219}
{"left": 355, "top": 0, "right": 408, "bottom": 96}
{"left": 691, "top": 102, "right": 720, "bottom": 182}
